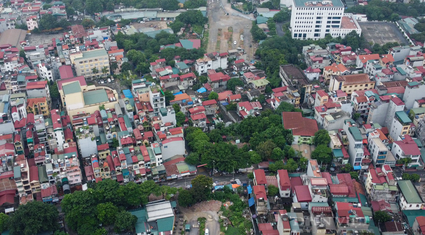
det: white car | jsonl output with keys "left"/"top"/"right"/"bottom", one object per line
{"left": 205, "top": 228, "right": 209, "bottom": 235}
{"left": 233, "top": 41, "right": 237, "bottom": 45}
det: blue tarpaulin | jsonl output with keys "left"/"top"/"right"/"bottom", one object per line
{"left": 197, "top": 87, "right": 207, "bottom": 93}
{"left": 248, "top": 197, "right": 255, "bottom": 207}
{"left": 214, "top": 185, "right": 224, "bottom": 190}
{"left": 221, "top": 102, "right": 229, "bottom": 106}
{"left": 174, "top": 91, "right": 183, "bottom": 95}
{"left": 247, "top": 185, "right": 252, "bottom": 194}
{"left": 123, "top": 89, "right": 133, "bottom": 98}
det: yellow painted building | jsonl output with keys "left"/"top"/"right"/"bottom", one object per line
{"left": 70, "top": 49, "right": 110, "bottom": 78}
{"left": 61, "top": 81, "right": 118, "bottom": 122}
{"left": 26, "top": 97, "right": 49, "bottom": 116}
{"left": 329, "top": 73, "right": 375, "bottom": 95}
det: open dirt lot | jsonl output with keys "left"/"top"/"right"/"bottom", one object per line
{"left": 291, "top": 144, "right": 316, "bottom": 160}
{"left": 207, "top": 0, "right": 256, "bottom": 60}
{"left": 132, "top": 21, "right": 169, "bottom": 31}
{"left": 359, "top": 21, "right": 408, "bottom": 46}
{"left": 27, "top": 32, "right": 64, "bottom": 46}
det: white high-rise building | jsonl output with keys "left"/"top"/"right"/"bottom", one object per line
{"left": 290, "top": 0, "right": 361, "bottom": 40}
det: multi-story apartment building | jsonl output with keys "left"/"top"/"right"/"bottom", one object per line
{"left": 365, "top": 166, "right": 398, "bottom": 203}
{"left": 51, "top": 109, "right": 65, "bottom": 152}
{"left": 26, "top": 15, "right": 38, "bottom": 30}
{"left": 290, "top": 0, "right": 361, "bottom": 40}
{"left": 335, "top": 202, "right": 371, "bottom": 234}
{"left": 367, "top": 130, "right": 393, "bottom": 166}
{"left": 343, "top": 120, "right": 364, "bottom": 170}
{"left": 0, "top": 18, "right": 15, "bottom": 32}
{"left": 329, "top": 73, "right": 375, "bottom": 95}
{"left": 149, "top": 85, "right": 165, "bottom": 116}
{"left": 70, "top": 49, "right": 110, "bottom": 78}
{"left": 389, "top": 111, "right": 412, "bottom": 141}
{"left": 195, "top": 52, "right": 228, "bottom": 74}
{"left": 36, "top": 63, "right": 54, "bottom": 81}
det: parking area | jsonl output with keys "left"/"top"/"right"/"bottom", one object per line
{"left": 27, "top": 32, "right": 64, "bottom": 46}
{"left": 359, "top": 22, "right": 408, "bottom": 45}
{"left": 207, "top": 0, "right": 256, "bottom": 60}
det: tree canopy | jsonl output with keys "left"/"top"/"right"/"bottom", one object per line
{"left": 311, "top": 145, "right": 333, "bottom": 165}
{"left": 251, "top": 21, "right": 267, "bottom": 42}
{"left": 9, "top": 201, "right": 59, "bottom": 235}
{"left": 227, "top": 78, "right": 244, "bottom": 91}
{"left": 61, "top": 179, "right": 174, "bottom": 234}
{"left": 345, "top": 0, "right": 424, "bottom": 21}
{"left": 313, "top": 130, "right": 331, "bottom": 146}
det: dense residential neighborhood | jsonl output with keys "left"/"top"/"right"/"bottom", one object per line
{"left": 0, "top": 0, "right": 424, "bottom": 234}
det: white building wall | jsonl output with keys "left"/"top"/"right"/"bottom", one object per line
{"left": 399, "top": 194, "right": 422, "bottom": 210}
{"left": 403, "top": 84, "right": 425, "bottom": 110}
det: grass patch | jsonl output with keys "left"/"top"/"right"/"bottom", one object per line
{"left": 201, "top": 29, "right": 209, "bottom": 51}
{"left": 216, "top": 40, "right": 221, "bottom": 50}
{"left": 198, "top": 217, "right": 206, "bottom": 235}
{"left": 193, "top": 25, "right": 203, "bottom": 35}
{"left": 228, "top": 26, "right": 233, "bottom": 32}
{"left": 225, "top": 227, "right": 239, "bottom": 235}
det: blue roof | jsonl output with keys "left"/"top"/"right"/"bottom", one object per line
{"left": 172, "top": 67, "right": 180, "bottom": 74}
{"left": 333, "top": 149, "right": 344, "bottom": 158}
{"left": 197, "top": 87, "right": 207, "bottom": 93}
{"left": 123, "top": 89, "right": 133, "bottom": 98}
{"left": 174, "top": 91, "right": 183, "bottom": 95}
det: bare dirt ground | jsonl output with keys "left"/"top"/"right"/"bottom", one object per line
{"left": 27, "top": 32, "right": 64, "bottom": 46}
{"left": 291, "top": 144, "right": 316, "bottom": 160}
{"left": 132, "top": 21, "right": 169, "bottom": 31}
{"left": 207, "top": 0, "right": 256, "bottom": 60}
{"left": 180, "top": 200, "right": 222, "bottom": 235}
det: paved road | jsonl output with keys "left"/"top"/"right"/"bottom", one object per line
{"left": 163, "top": 172, "right": 249, "bottom": 188}
{"left": 276, "top": 23, "right": 285, "bottom": 37}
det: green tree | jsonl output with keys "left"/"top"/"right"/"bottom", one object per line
{"left": 313, "top": 129, "right": 331, "bottom": 146}
{"left": 341, "top": 163, "right": 353, "bottom": 173}
{"left": 96, "top": 202, "right": 118, "bottom": 225}
{"left": 93, "top": 179, "right": 121, "bottom": 205}
{"left": 251, "top": 21, "right": 267, "bottom": 42}
{"left": 256, "top": 140, "right": 277, "bottom": 160}
{"left": 176, "top": 112, "right": 186, "bottom": 126}
{"left": 110, "top": 62, "right": 118, "bottom": 72}
{"left": 176, "top": 10, "right": 207, "bottom": 26}
{"left": 271, "top": 147, "right": 284, "bottom": 161}
{"left": 0, "top": 213, "right": 9, "bottom": 233}
{"left": 49, "top": 81, "right": 60, "bottom": 99}
{"left": 19, "top": 49, "right": 26, "bottom": 59}
{"left": 276, "top": 102, "right": 302, "bottom": 114}
{"left": 82, "top": 19, "right": 95, "bottom": 28}
{"left": 173, "top": 103, "right": 181, "bottom": 113}
{"left": 139, "top": 180, "right": 160, "bottom": 205}
{"left": 86, "top": 0, "right": 103, "bottom": 14}
{"left": 9, "top": 201, "right": 59, "bottom": 235}
{"left": 227, "top": 78, "right": 244, "bottom": 91}
{"left": 111, "top": 138, "right": 119, "bottom": 148}
{"left": 350, "top": 171, "right": 359, "bottom": 180}
{"left": 311, "top": 145, "right": 333, "bottom": 164}
{"left": 273, "top": 8, "right": 291, "bottom": 22}
{"left": 374, "top": 211, "right": 391, "bottom": 223}
{"left": 402, "top": 173, "right": 420, "bottom": 182}
{"left": 249, "top": 150, "right": 262, "bottom": 164}
{"left": 92, "top": 67, "right": 99, "bottom": 76}
{"left": 164, "top": 91, "right": 175, "bottom": 105}
{"left": 185, "top": 152, "right": 200, "bottom": 166}
{"left": 117, "top": 182, "right": 144, "bottom": 207}
{"left": 38, "top": 14, "right": 57, "bottom": 30}
{"left": 191, "top": 175, "right": 213, "bottom": 202}
{"left": 248, "top": 172, "right": 254, "bottom": 180}
{"left": 283, "top": 158, "right": 298, "bottom": 172}
{"left": 208, "top": 91, "right": 218, "bottom": 100}
{"left": 178, "top": 189, "right": 194, "bottom": 207}
{"left": 114, "top": 211, "right": 137, "bottom": 232}
{"left": 199, "top": 75, "right": 208, "bottom": 84}
{"left": 267, "top": 185, "right": 279, "bottom": 196}
{"left": 269, "top": 161, "right": 284, "bottom": 173}
{"left": 101, "top": 66, "right": 109, "bottom": 77}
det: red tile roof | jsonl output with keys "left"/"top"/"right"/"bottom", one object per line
{"left": 253, "top": 185, "right": 267, "bottom": 200}
{"left": 189, "top": 106, "right": 205, "bottom": 114}
{"left": 282, "top": 112, "right": 318, "bottom": 137}
{"left": 30, "top": 165, "right": 39, "bottom": 182}
{"left": 202, "top": 99, "right": 217, "bottom": 106}
{"left": 330, "top": 184, "right": 349, "bottom": 195}
{"left": 208, "top": 72, "right": 230, "bottom": 83}
{"left": 254, "top": 169, "right": 267, "bottom": 185}
{"left": 394, "top": 135, "right": 421, "bottom": 155}
{"left": 191, "top": 113, "right": 206, "bottom": 121}
{"left": 97, "top": 143, "right": 109, "bottom": 151}
{"left": 277, "top": 169, "right": 290, "bottom": 190}
{"left": 41, "top": 185, "right": 58, "bottom": 198}
{"left": 57, "top": 76, "right": 86, "bottom": 90}
{"left": 59, "top": 65, "right": 74, "bottom": 79}
{"left": 294, "top": 185, "right": 312, "bottom": 202}
{"left": 162, "top": 137, "right": 184, "bottom": 145}
{"left": 26, "top": 80, "right": 47, "bottom": 90}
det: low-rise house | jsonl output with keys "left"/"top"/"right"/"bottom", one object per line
{"left": 329, "top": 73, "right": 375, "bottom": 95}
{"left": 253, "top": 169, "right": 267, "bottom": 186}
{"left": 253, "top": 185, "right": 268, "bottom": 215}
{"left": 282, "top": 112, "right": 318, "bottom": 145}
{"left": 309, "top": 203, "right": 336, "bottom": 235}
{"left": 412, "top": 216, "right": 425, "bottom": 235}
{"left": 249, "top": 79, "right": 269, "bottom": 93}
{"left": 322, "top": 63, "right": 349, "bottom": 84}
{"left": 293, "top": 185, "right": 312, "bottom": 210}
{"left": 397, "top": 180, "right": 424, "bottom": 210}
{"left": 129, "top": 200, "right": 175, "bottom": 235}
{"left": 233, "top": 59, "right": 249, "bottom": 72}
{"left": 277, "top": 169, "right": 291, "bottom": 198}
{"left": 391, "top": 135, "right": 421, "bottom": 168}
{"left": 202, "top": 100, "right": 218, "bottom": 115}
{"left": 365, "top": 166, "right": 398, "bottom": 203}
{"left": 161, "top": 137, "right": 185, "bottom": 162}
{"left": 303, "top": 67, "right": 321, "bottom": 81}
{"left": 335, "top": 202, "right": 372, "bottom": 234}
{"left": 237, "top": 101, "right": 262, "bottom": 119}
{"left": 307, "top": 178, "right": 329, "bottom": 202}
{"left": 208, "top": 71, "right": 231, "bottom": 89}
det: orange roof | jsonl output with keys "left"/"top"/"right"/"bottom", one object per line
{"left": 325, "top": 63, "right": 348, "bottom": 73}
{"left": 359, "top": 54, "right": 380, "bottom": 63}
{"left": 27, "top": 97, "right": 47, "bottom": 107}
{"left": 171, "top": 93, "right": 190, "bottom": 102}
{"left": 337, "top": 63, "right": 348, "bottom": 72}
{"left": 108, "top": 49, "right": 124, "bottom": 54}
{"left": 376, "top": 129, "right": 388, "bottom": 141}
{"left": 62, "top": 44, "right": 69, "bottom": 50}
{"left": 381, "top": 54, "right": 395, "bottom": 64}
{"left": 115, "top": 55, "right": 123, "bottom": 62}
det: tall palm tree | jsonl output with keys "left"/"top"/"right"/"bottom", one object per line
{"left": 91, "top": 67, "right": 99, "bottom": 78}
{"left": 101, "top": 66, "right": 109, "bottom": 77}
